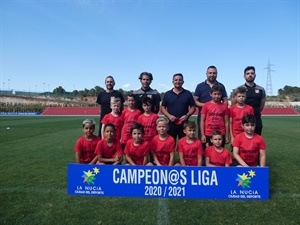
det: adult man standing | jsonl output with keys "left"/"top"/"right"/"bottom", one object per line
{"left": 232, "top": 66, "right": 266, "bottom": 135}
{"left": 194, "top": 66, "right": 228, "bottom": 138}
{"left": 161, "top": 73, "right": 196, "bottom": 140}
{"left": 133, "top": 72, "right": 161, "bottom": 114}
{"left": 96, "top": 76, "right": 125, "bottom": 137}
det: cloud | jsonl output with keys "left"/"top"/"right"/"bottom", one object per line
{"left": 159, "top": 83, "right": 172, "bottom": 92}
{"left": 122, "top": 83, "right": 130, "bottom": 89}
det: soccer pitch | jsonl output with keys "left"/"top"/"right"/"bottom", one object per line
{"left": 0, "top": 116, "right": 299, "bottom": 225}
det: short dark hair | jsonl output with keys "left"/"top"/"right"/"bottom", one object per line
{"left": 139, "top": 72, "right": 153, "bottom": 81}
{"left": 105, "top": 76, "right": 115, "bottom": 82}
{"left": 173, "top": 73, "right": 183, "bottom": 80}
{"left": 207, "top": 65, "right": 217, "bottom": 71}
{"left": 242, "top": 114, "right": 256, "bottom": 124}
{"left": 103, "top": 123, "right": 115, "bottom": 131}
{"left": 244, "top": 66, "right": 255, "bottom": 74}
{"left": 211, "top": 130, "right": 222, "bottom": 136}
{"left": 127, "top": 94, "right": 136, "bottom": 100}
{"left": 131, "top": 122, "right": 144, "bottom": 134}
{"left": 183, "top": 120, "right": 196, "bottom": 129}
{"left": 210, "top": 84, "right": 223, "bottom": 93}
{"left": 235, "top": 87, "right": 247, "bottom": 95}
{"left": 142, "top": 96, "right": 153, "bottom": 106}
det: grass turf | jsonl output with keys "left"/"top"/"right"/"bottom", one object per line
{"left": 0, "top": 116, "right": 299, "bottom": 225}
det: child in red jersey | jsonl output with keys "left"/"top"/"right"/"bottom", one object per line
{"left": 101, "top": 97, "right": 124, "bottom": 142}
{"left": 230, "top": 87, "right": 254, "bottom": 144}
{"left": 148, "top": 117, "right": 175, "bottom": 166}
{"left": 175, "top": 121, "right": 204, "bottom": 166}
{"left": 74, "top": 119, "right": 101, "bottom": 164}
{"left": 233, "top": 114, "right": 266, "bottom": 167}
{"left": 95, "top": 123, "right": 123, "bottom": 165}
{"left": 200, "top": 85, "right": 229, "bottom": 147}
{"left": 137, "top": 97, "right": 159, "bottom": 142}
{"left": 205, "top": 130, "right": 232, "bottom": 167}
{"left": 121, "top": 94, "right": 142, "bottom": 149}
{"left": 124, "top": 123, "right": 150, "bottom": 165}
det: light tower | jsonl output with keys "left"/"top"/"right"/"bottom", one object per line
{"left": 264, "top": 59, "right": 275, "bottom": 96}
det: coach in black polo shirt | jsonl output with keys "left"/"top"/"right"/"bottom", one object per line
{"left": 232, "top": 66, "right": 266, "bottom": 135}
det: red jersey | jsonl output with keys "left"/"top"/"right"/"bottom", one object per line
{"left": 74, "top": 135, "right": 101, "bottom": 164}
{"left": 150, "top": 135, "right": 175, "bottom": 165}
{"left": 205, "top": 146, "right": 232, "bottom": 166}
{"left": 233, "top": 132, "right": 266, "bottom": 166}
{"left": 124, "top": 139, "right": 150, "bottom": 165}
{"left": 137, "top": 113, "right": 159, "bottom": 142}
{"left": 101, "top": 113, "right": 124, "bottom": 141}
{"left": 177, "top": 137, "right": 204, "bottom": 166}
{"left": 201, "top": 101, "right": 229, "bottom": 136}
{"left": 121, "top": 108, "right": 142, "bottom": 144}
{"left": 95, "top": 139, "right": 123, "bottom": 159}
{"left": 230, "top": 104, "right": 254, "bottom": 137}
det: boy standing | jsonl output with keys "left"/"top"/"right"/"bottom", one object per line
{"left": 101, "top": 97, "right": 124, "bottom": 142}
{"left": 200, "top": 85, "right": 230, "bottom": 147}
{"left": 137, "top": 97, "right": 159, "bottom": 142}
{"left": 121, "top": 94, "right": 142, "bottom": 149}
{"left": 230, "top": 87, "right": 254, "bottom": 143}
{"left": 233, "top": 114, "right": 266, "bottom": 167}
{"left": 149, "top": 117, "right": 175, "bottom": 166}
{"left": 176, "top": 121, "right": 204, "bottom": 166}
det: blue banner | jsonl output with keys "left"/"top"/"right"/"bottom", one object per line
{"left": 68, "top": 164, "right": 269, "bottom": 200}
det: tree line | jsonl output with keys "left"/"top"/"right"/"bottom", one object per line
{"left": 53, "top": 85, "right": 299, "bottom": 101}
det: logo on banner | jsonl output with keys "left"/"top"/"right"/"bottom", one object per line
{"left": 82, "top": 167, "right": 100, "bottom": 185}
{"left": 229, "top": 169, "right": 261, "bottom": 199}
{"left": 75, "top": 167, "right": 104, "bottom": 195}
{"left": 235, "top": 169, "right": 256, "bottom": 188}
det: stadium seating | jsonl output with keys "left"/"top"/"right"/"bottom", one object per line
{"left": 261, "top": 107, "right": 298, "bottom": 115}
{"left": 41, "top": 107, "right": 99, "bottom": 115}
{"left": 41, "top": 107, "right": 299, "bottom": 115}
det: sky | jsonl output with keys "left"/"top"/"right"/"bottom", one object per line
{"left": 1, "top": 0, "right": 299, "bottom": 96}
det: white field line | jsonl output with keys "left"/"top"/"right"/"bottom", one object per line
{"left": 157, "top": 198, "right": 169, "bottom": 225}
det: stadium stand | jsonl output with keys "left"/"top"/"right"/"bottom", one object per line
{"left": 41, "top": 107, "right": 299, "bottom": 116}
{"left": 261, "top": 107, "right": 298, "bottom": 115}
{"left": 42, "top": 107, "right": 99, "bottom": 115}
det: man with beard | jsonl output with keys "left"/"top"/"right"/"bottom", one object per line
{"left": 194, "top": 66, "right": 228, "bottom": 139}
{"left": 96, "top": 76, "right": 125, "bottom": 138}
{"left": 232, "top": 66, "right": 266, "bottom": 135}
{"left": 133, "top": 72, "right": 161, "bottom": 114}
{"left": 161, "top": 73, "right": 196, "bottom": 141}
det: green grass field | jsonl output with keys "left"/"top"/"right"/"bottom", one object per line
{"left": 0, "top": 116, "right": 299, "bottom": 225}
